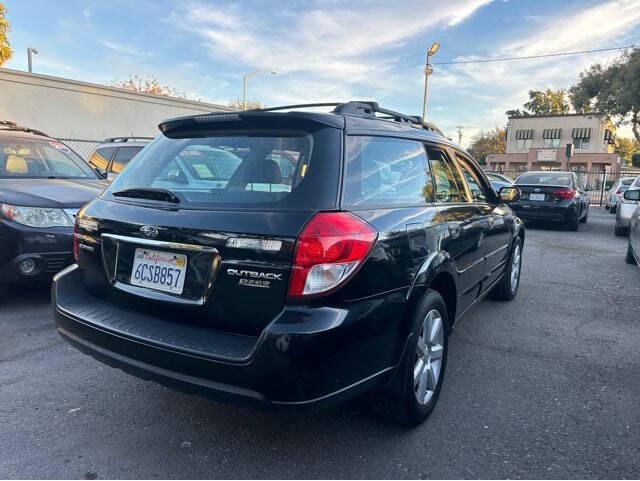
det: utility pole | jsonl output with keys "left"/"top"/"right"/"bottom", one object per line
{"left": 456, "top": 124, "right": 464, "bottom": 146}
{"left": 27, "top": 47, "right": 38, "bottom": 73}
{"left": 421, "top": 42, "right": 439, "bottom": 125}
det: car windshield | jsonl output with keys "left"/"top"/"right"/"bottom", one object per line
{"left": 0, "top": 137, "right": 97, "bottom": 179}
{"left": 104, "top": 134, "right": 312, "bottom": 208}
{"left": 633, "top": 177, "right": 640, "bottom": 188}
{"left": 621, "top": 178, "right": 635, "bottom": 187}
{"left": 516, "top": 172, "right": 573, "bottom": 186}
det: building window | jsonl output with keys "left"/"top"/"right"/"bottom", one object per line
{"left": 515, "top": 163, "right": 528, "bottom": 173}
{"left": 517, "top": 139, "right": 532, "bottom": 150}
{"left": 573, "top": 137, "right": 590, "bottom": 150}
{"left": 542, "top": 128, "right": 561, "bottom": 148}
{"left": 572, "top": 127, "right": 591, "bottom": 151}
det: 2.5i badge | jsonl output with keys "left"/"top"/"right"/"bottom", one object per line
{"left": 227, "top": 268, "right": 283, "bottom": 289}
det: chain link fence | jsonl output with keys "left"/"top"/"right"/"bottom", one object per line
{"left": 57, "top": 138, "right": 102, "bottom": 161}
{"left": 488, "top": 168, "right": 640, "bottom": 206}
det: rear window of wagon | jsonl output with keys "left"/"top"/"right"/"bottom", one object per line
{"left": 103, "top": 132, "right": 336, "bottom": 210}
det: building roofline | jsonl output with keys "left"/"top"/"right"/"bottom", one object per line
{"left": 0, "top": 67, "right": 234, "bottom": 112}
{"left": 507, "top": 113, "right": 607, "bottom": 120}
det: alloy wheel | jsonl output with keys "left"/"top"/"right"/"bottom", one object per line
{"left": 414, "top": 309, "right": 445, "bottom": 405}
{"left": 510, "top": 243, "right": 521, "bottom": 294}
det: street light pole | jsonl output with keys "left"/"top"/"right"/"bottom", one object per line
{"left": 27, "top": 47, "right": 38, "bottom": 73}
{"left": 242, "top": 69, "right": 277, "bottom": 110}
{"left": 421, "top": 42, "right": 439, "bottom": 125}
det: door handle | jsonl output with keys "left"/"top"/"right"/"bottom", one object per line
{"left": 448, "top": 223, "right": 461, "bottom": 239}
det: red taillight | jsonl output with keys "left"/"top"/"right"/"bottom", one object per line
{"left": 553, "top": 188, "right": 576, "bottom": 200}
{"left": 616, "top": 188, "right": 622, "bottom": 194}
{"left": 72, "top": 220, "right": 79, "bottom": 260}
{"left": 287, "top": 212, "right": 378, "bottom": 299}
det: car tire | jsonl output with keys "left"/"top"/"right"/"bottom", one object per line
{"left": 580, "top": 210, "right": 588, "bottom": 223}
{"left": 491, "top": 236, "right": 522, "bottom": 301}
{"left": 0, "top": 284, "right": 8, "bottom": 304}
{"left": 368, "top": 290, "right": 449, "bottom": 426}
{"left": 626, "top": 243, "right": 637, "bottom": 265}
{"left": 568, "top": 217, "right": 580, "bottom": 231}
{"left": 615, "top": 226, "right": 629, "bottom": 237}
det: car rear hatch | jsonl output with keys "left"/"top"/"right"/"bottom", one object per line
{"left": 76, "top": 112, "right": 343, "bottom": 336}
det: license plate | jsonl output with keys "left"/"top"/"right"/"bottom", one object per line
{"left": 530, "top": 193, "right": 546, "bottom": 201}
{"left": 130, "top": 248, "right": 187, "bottom": 294}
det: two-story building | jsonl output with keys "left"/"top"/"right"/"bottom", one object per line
{"left": 486, "top": 114, "right": 621, "bottom": 174}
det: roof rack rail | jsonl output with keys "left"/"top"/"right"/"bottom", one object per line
{"left": 0, "top": 120, "right": 50, "bottom": 137}
{"left": 333, "top": 101, "right": 445, "bottom": 136}
{"left": 246, "top": 101, "right": 446, "bottom": 137}
{"left": 251, "top": 102, "right": 342, "bottom": 112}
{"left": 103, "top": 136, "right": 154, "bottom": 143}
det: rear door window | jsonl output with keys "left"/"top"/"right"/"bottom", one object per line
{"left": 111, "top": 146, "right": 143, "bottom": 173}
{"left": 344, "top": 136, "right": 433, "bottom": 206}
{"left": 89, "top": 147, "right": 116, "bottom": 171}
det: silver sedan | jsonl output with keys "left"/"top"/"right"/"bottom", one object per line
{"left": 616, "top": 176, "right": 640, "bottom": 236}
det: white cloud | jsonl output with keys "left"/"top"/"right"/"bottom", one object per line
{"left": 182, "top": 0, "right": 495, "bottom": 86}
{"left": 504, "top": 0, "right": 640, "bottom": 56}
{"left": 99, "top": 39, "right": 152, "bottom": 57}
{"left": 432, "top": 0, "right": 640, "bottom": 134}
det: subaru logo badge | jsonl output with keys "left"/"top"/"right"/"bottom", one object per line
{"left": 140, "top": 225, "right": 159, "bottom": 239}
{"left": 534, "top": 188, "right": 541, "bottom": 192}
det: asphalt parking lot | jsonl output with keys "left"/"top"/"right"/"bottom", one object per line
{"left": 1, "top": 208, "right": 639, "bottom": 479}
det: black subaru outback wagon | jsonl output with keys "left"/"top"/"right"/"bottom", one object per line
{"left": 53, "top": 101, "right": 524, "bottom": 425}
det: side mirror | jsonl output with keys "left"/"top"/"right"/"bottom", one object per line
{"left": 623, "top": 189, "right": 640, "bottom": 202}
{"left": 499, "top": 186, "right": 520, "bottom": 203}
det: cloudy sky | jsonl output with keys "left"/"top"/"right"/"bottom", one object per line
{"left": 3, "top": 0, "right": 640, "bottom": 144}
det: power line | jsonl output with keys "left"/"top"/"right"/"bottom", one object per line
{"left": 431, "top": 45, "right": 635, "bottom": 66}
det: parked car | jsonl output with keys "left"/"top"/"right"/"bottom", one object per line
{"left": 485, "top": 172, "right": 515, "bottom": 184}
{"left": 605, "top": 177, "right": 637, "bottom": 213}
{"left": 52, "top": 101, "right": 525, "bottom": 426}
{"left": 0, "top": 122, "right": 108, "bottom": 303}
{"left": 615, "top": 176, "right": 640, "bottom": 236}
{"left": 87, "top": 136, "right": 152, "bottom": 180}
{"left": 624, "top": 190, "right": 640, "bottom": 266}
{"left": 510, "top": 171, "right": 590, "bottom": 230}
{"left": 484, "top": 172, "right": 513, "bottom": 193}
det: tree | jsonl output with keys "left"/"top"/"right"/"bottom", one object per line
{"left": 110, "top": 75, "right": 192, "bottom": 99}
{"left": 467, "top": 127, "right": 507, "bottom": 165}
{"left": 228, "top": 98, "right": 265, "bottom": 110}
{"left": 524, "top": 89, "right": 571, "bottom": 115}
{"left": 0, "top": 2, "right": 12, "bottom": 66}
{"left": 506, "top": 89, "right": 571, "bottom": 117}
{"left": 615, "top": 137, "right": 640, "bottom": 166}
{"left": 570, "top": 48, "right": 640, "bottom": 142}
{"left": 632, "top": 153, "right": 640, "bottom": 168}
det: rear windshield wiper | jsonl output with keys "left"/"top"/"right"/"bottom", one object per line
{"left": 111, "top": 187, "right": 181, "bottom": 204}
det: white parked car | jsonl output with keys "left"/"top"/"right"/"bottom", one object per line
{"left": 615, "top": 176, "right": 640, "bottom": 236}
{"left": 605, "top": 177, "right": 637, "bottom": 213}
{"left": 624, "top": 189, "right": 640, "bottom": 266}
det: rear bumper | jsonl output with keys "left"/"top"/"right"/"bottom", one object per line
{"left": 511, "top": 202, "right": 579, "bottom": 223}
{"left": 53, "top": 265, "right": 406, "bottom": 411}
